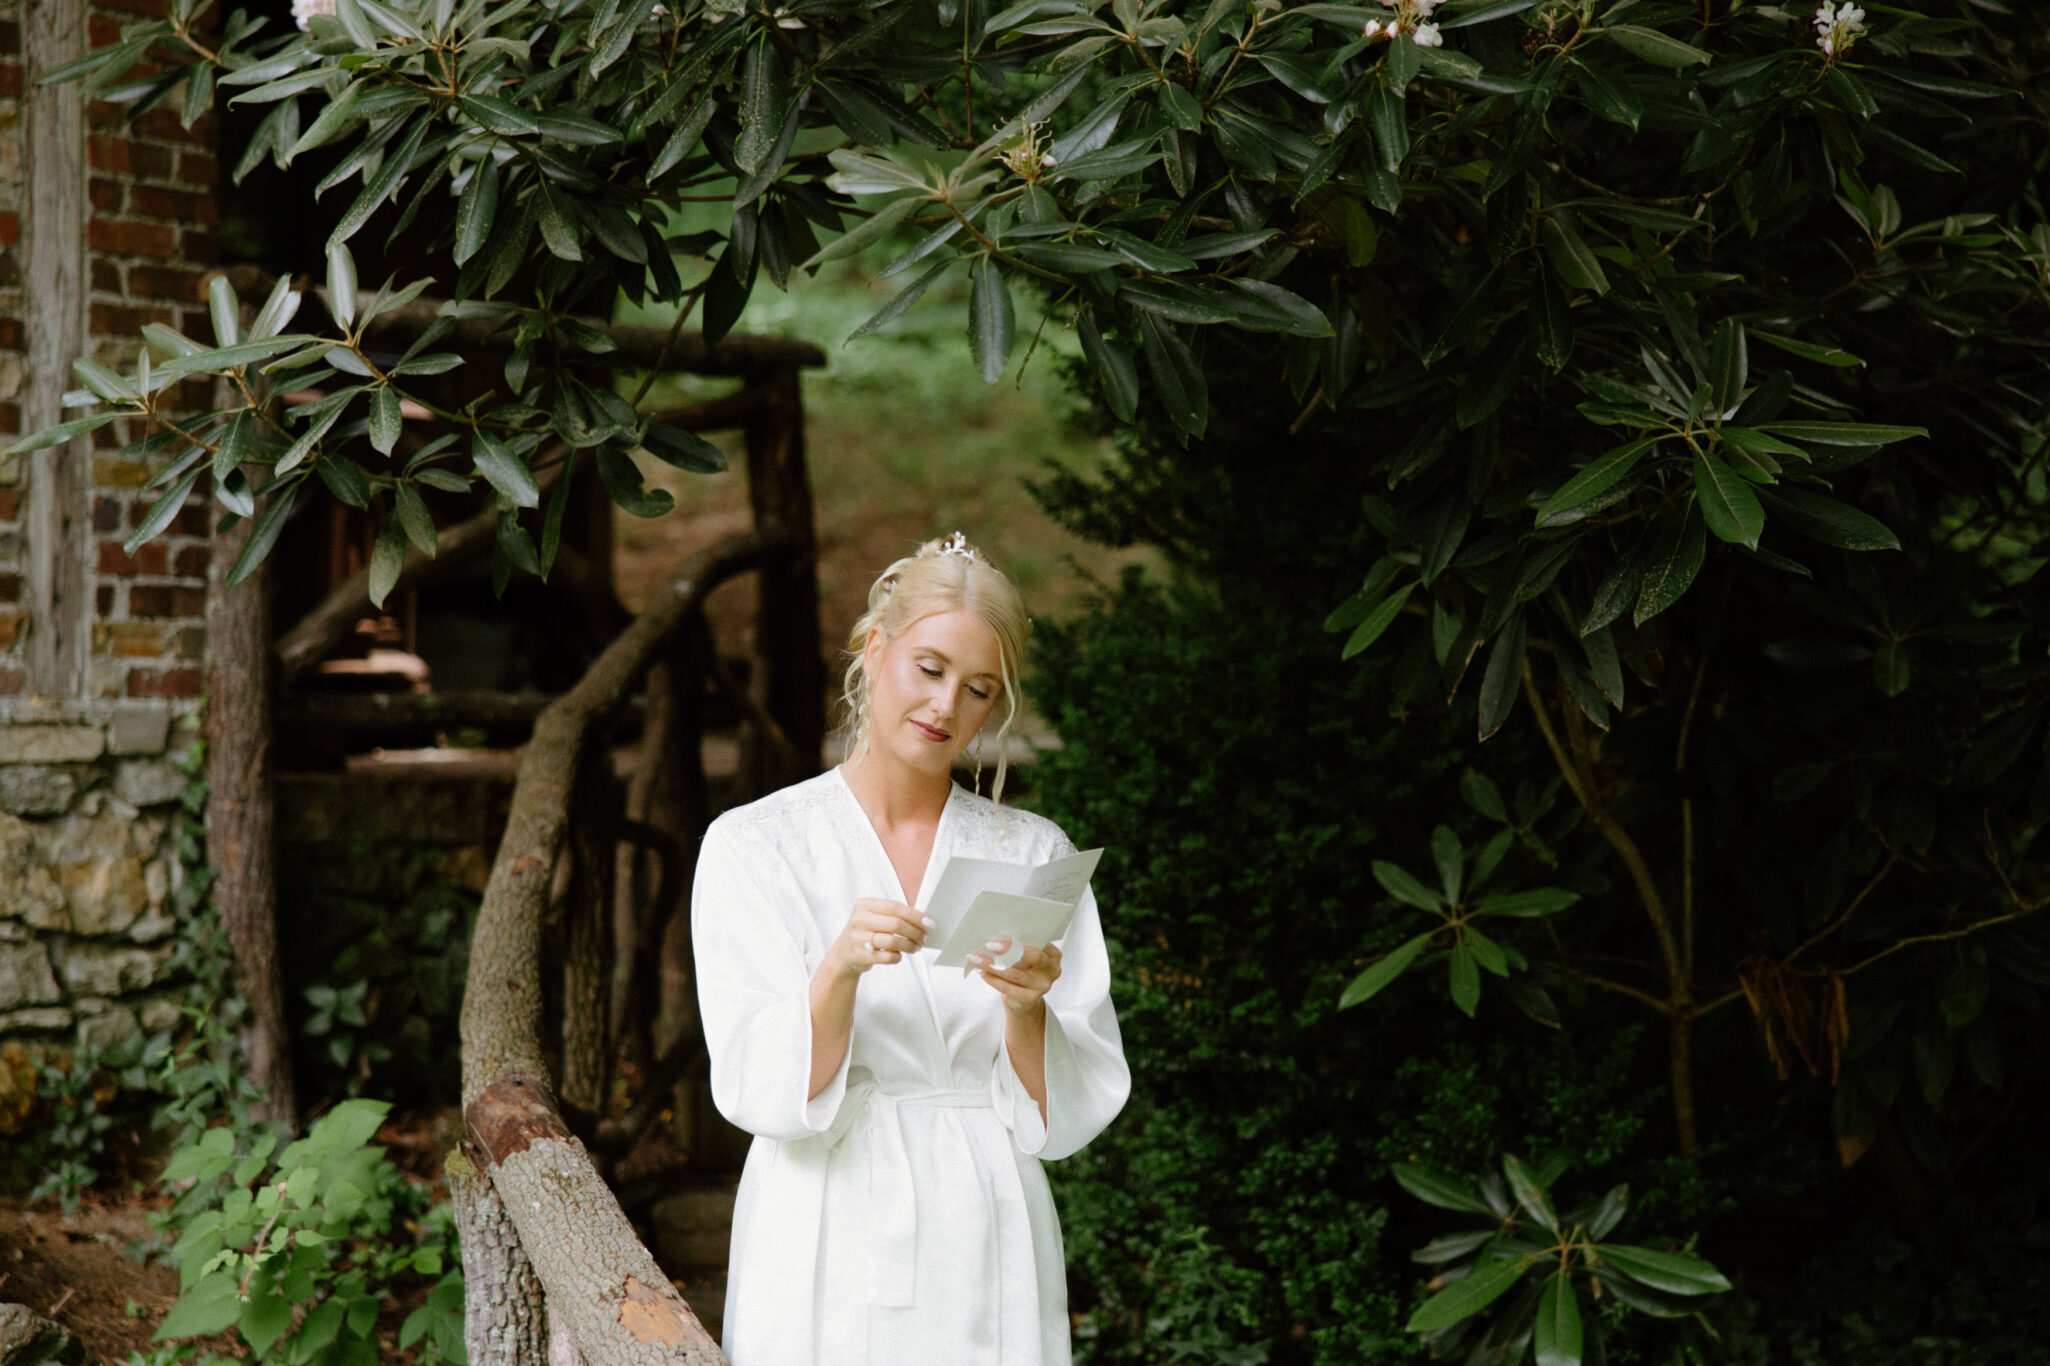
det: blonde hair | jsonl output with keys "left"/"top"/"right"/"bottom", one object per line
{"left": 841, "top": 535, "right": 1028, "bottom": 803}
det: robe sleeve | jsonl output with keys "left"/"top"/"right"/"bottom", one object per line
{"left": 692, "top": 820, "right": 853, "bottom": 1141}
{"left": 991, "top": 846, "right": 1129, "bottom": 1161}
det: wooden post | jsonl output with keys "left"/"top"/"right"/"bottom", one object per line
{"left": 559, "top": 751, "right": 618, "bottom": 1128}
{"left": 742, "top": 365, "right": 822, "bottom": 791}
{"left": 20, "top": 0, "right": 88, "bottom": 699}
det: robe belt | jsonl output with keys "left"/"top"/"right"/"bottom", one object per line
{"left": 825, "top": 1080, "right": 994, "bottom": 1308}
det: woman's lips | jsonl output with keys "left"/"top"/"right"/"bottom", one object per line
{"left": 910, "top": 720, "right": 951, "bottom": 743}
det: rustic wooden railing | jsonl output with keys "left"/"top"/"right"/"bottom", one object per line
{"left": 233, "top": 299, "right": 828, "bottom": 1362}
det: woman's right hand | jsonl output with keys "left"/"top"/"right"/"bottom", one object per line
{"left": 825, "top": 898, "right": 934, "bottom": 977}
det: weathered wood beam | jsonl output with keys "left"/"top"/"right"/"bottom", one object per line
{"left": 458, "top": 529, "right": 793, "bottom": 1363}
{"left": 273, "top": 501, "right": 503, "bottom": 686}
{"left": 21, "top": 0, "right": 89, "bottom": 699}
{"left": 274, "top": 689, "right": 562, "bottom": 738}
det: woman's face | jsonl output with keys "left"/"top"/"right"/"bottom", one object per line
{"left": 863, "top": 609, "right": 1004, "bottom": 778}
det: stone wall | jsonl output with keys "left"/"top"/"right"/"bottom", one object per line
{"left": 0, "top": 703, "right": 192, "bottom": 1052}
{"left": 0, "top": 0, "right": 218, "bottom": 1059}
{"left": 0, "top": 0, "right": 220, "bottom": 704}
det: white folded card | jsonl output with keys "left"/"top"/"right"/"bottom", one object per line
{"left": 923, "top": 847, "right": 1104, "bottom": 968}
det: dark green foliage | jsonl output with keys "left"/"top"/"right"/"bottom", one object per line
{"left": 1026, "top": 383, "right": 1681, "bottom": 1360}
{"left": 1030, "top": 568, "right": 1414, "bottom": 1365}
{"left": 278, "top": 846, "right": 478, "bottom": 1106}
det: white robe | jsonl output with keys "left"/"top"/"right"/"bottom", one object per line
{"left": 691, "top": 767, "right": 1130, "bottom": 1366}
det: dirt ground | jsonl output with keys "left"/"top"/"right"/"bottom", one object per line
{"left": 0, "top": 1108, "right": 471, "bottom": 1364}
{"left": 0, "top": 1196, "right": 181, "bottom": 1363}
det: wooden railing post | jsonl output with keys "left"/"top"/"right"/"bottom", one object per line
{"left": 743, "top": 364, "right": 823, "bottom": 792}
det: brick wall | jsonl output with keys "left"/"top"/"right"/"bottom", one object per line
{"left": 0, "top": 0, "right": 217, "bottom": 705}
{"left": 0, "top": 0, "right": 217, "bottom": 1055}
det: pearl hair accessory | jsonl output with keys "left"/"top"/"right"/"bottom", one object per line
{"left": 934, "top": 531, "right": 983, "bottom": 562}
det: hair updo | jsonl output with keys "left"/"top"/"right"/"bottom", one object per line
{"left": 841, "top": 534, "right": 1029, "bottom": 803}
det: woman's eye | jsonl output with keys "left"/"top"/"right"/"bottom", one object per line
{"left": 968, "top": 686, "right": 991, "bottom": 700}
{"left": 918, "top": 665, "right": 941, "bottom": 679}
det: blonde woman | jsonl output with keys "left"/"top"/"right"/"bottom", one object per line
{"left": 690, "top": 534, "right": 1130, "bottom": 1366}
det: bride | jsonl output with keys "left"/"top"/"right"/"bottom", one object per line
{"left": 690, "top": 533, "right": 1130, "bottom": 1365}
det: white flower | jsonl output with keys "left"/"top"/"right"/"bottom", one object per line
{"left": 291, "top": 0, "right": 334, "bottom": 28}
{"left": 1413, "top": 21, "right": 1442, "bottom": 46}
{"left": 1363, "top": 18, "right": 1383, "bottom": 37}
{"left": 1412, "top": 0, "right": 1439, "bottom": 14}
{"left": 1813, "top": 1, "right": 1866, "bottom": 58}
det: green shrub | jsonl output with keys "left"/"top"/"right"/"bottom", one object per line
{"left": 1028, "top": 560, "right": 1672, "bottom": 1364}
{"left": 154, "top": 1099, "right": 464, "bottom": 1364}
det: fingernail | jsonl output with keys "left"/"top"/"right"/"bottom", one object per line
{"left": 986, "top": 940, "right": 1007, "bottom": 951}
{"left": 968, "top": 954, "right": 987, "bottom": 966}
{"left": 921, "top": 915, "right": 936, "bottom": 930}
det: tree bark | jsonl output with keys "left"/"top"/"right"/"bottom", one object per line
{"left": 467, "top": 1078, "right": 722, "bottom": 1364}
{"left": 207, "top": 490, "right": 295, "bottom": 1124}
{"left": 560, "top": 751, "right": 618, "bottom": 1126}
{"left": 449, "top": 1146, "right": 549, "bottom": 1366}
{"left": 458, "top": 529, "right": 793, "bottom": 1362}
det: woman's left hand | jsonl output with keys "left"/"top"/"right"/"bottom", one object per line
{"left": 969, "top": 940, "right": 1062, "bottom": 1014}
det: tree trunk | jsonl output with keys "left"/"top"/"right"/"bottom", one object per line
{"left": 207, "top": 490, "right": 295, "bottom": 1124}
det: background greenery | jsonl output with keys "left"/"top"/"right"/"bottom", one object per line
{"left": 16, "top": 0, "right": 2050, "bottom": 1359}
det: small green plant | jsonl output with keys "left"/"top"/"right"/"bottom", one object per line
{"left": 1396, "top": 1156, "right": 1730, "bottom": 1366}
{"left": 155, "top": 1098, "right": 464, "bottom": 1363}
{"left": 301, "top": 978, "right": 392, "bottom": 1095}
{"left": 27, "top": 1043, "right": 127, "bottom": 1214}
